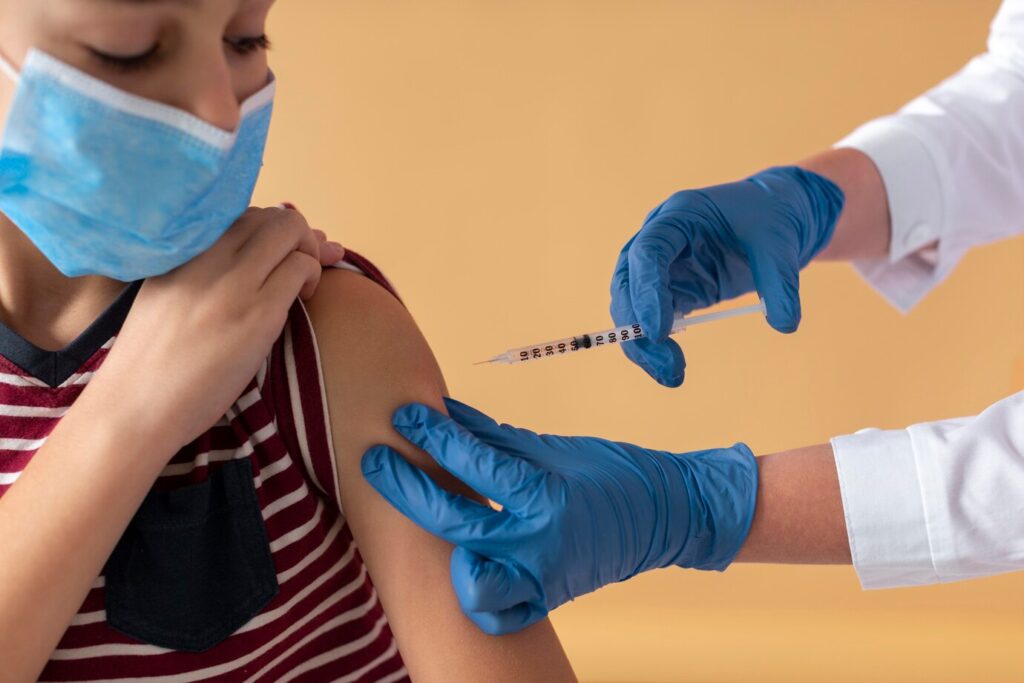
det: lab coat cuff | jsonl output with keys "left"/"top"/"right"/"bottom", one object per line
{"left": 831, "top": 427, "right": 940, "bottom": 589}
{"left": 834, "top": 119, "right": 954, "bottom": 313}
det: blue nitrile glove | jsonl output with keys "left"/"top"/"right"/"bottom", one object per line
{"left": 610, "top": 166, "right": 844, "bottom": 387}
{"left": 361, "top": 398, "right": 758, "bottom": 635}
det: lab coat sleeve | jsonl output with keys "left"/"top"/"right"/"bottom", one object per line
{"left": 834, "top": 0, "right": 1024, "bottom": 312}
{"left": 831, "top": 391, "right": 1024, "bottom": 589}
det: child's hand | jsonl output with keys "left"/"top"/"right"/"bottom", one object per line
{"left": 90, "top": 206, "right": 324, "bottom": 446}
{"left": 313, "top": 229, "right": 345, "bottom": 266}
{"left": 279, "top": 201, "right": 345, "bottom": 267}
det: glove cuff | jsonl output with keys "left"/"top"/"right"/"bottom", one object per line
{"left": 751, "top": 165, "right": 846, "bottom": 267}
{"left": 667, "top": 443, "right": 760, "bottom": 572}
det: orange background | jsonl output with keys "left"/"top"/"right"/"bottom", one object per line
{"left": 257, "top": 2, "right": 1024, "bottom": 681}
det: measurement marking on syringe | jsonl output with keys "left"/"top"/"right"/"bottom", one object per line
{"left": 477, "top": 302, "right": 764, "bottom": 366}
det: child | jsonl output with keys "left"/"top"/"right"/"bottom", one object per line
{"left": 0, "top": 1, "right": 575, "bottom": 680}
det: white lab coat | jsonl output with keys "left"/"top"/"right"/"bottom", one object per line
{"left": 831, "top": 0, "right": 1024, "bottom": 589}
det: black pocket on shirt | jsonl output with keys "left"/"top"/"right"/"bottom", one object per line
{"left": 104, "top": 457, "right": 279, "bottom": 652}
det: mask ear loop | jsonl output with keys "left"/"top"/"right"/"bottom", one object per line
{"left": 0, "top": 50, "right": 21, "bottom": 84}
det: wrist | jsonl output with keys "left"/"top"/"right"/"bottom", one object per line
{"left": 750, "top": 166, "right": 846, "bottom": 265}
{"left": 662, "top": 443, "right": 759, "bottom": 571}
{"left": 799, "top": 147, "right": 891, "bottom": 261}
{"left": 75, "top": 373, "right": 190, "bottom": 463}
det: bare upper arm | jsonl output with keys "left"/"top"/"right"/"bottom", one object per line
{"left": 305, "top": 268, "right": 575, "bottom": 683}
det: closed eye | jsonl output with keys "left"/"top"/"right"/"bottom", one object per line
{"left": 224, "top": 34, "right": 271, "bottom": 55}
{"left": 87, "top": 44, "right": 161, "bottom": 72}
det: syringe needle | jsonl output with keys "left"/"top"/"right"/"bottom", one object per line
{"left": 474, "top": 353, "right": 513, "bottom": 366}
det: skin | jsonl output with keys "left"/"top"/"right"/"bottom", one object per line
{"left": 308, "top": 270, "right": 574, "bottom": 681}
{"left": 0, "top": 206, "right": 326, "bottom": 680}
{"left": 0, "top": 1, "right": 575, "bottom": 680}
{"left": 736, "top": 147, "right": 892, "bottom": 564}
{"left": 0, "top": 0, "right": 343, "bottom": 349}
{"left": 0, "top": 2, "right": 325, "bottom": 679}
{"left": 0, "top": 0, "right": 893, "bottom": 672}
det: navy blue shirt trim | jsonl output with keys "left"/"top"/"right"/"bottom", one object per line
{"left": 0, "top": 280, "right": 142, "bottom": 388}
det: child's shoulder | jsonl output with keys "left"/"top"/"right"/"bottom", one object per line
{"left": 303, "top": 260, "right": 438, "bottom": 389}
{"left": 303, "top": 251, "right": 445, "bottom": 433}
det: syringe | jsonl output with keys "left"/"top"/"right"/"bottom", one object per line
{"left": 477, "top": 299, "right": 767, "bottom": 365}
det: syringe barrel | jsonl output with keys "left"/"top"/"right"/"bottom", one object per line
{"left": 505, "top": 322, "right": 647, "bottom": 363}
{"left": 487, "top": 300, "right": 765, "bottom": 366}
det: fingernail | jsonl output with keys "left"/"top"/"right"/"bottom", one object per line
{"left": 281, "top": 201, "right": 298, "bottom": 211}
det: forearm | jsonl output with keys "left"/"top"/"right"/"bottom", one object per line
{"left": 734, "top": 443, "right": 852, "bottom": 564}
{"left": 696, "top": 151, "right": 883, "bottom": 565}
{"left": 0, "top": 384, "right": 177, "bottom": 681}
{"left": 799, "top": 147, "right": 891, "bottom": 262}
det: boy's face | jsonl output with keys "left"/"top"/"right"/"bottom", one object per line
{"left": 0, "top": 0, "right": 276, "bottom": 132}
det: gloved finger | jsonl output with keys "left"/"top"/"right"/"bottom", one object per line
{"left": 451, "top": 546, "right": 543, "bottom": 614}
{"left": 465, "top": 601, "right": 549, "bottom": 636}
{"left": 444, "top": 396, "right": 577, "bottom": 459}
{"left": 620, "top": 336, "right": 685, "bottom": 388}
{"left": 361, "top": 445, "right": 519, "bottom": 553}
{"left": 609, "top": 238, "right": 646, "bottom": 334}
{"left": 610, "top": 245, "right": 686, "bottom": 387}
{"left": 442, "top": 396, "right": 570, "bottom": 471}
{"left": 641, "top": 201, "right": 665, "bottom": 225}
{"left": 626, "top": 218, "right": 690, "bottom": 342}
{"left": 442, "top": 397, "right": 527, "bottom": 446}
{"left": 391, "top": 403, "right": 545, "bottom": 512}
{"left": 746, "top": 245, "right": 801, "bottom": 333}
{"left": 609, "top": 233, "right": 637, "bottom": 327}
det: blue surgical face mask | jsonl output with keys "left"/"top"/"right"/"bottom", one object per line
{"left": 0, "top": 48, "right": 275, "bottom": 281}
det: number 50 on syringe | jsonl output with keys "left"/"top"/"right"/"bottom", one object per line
{"left": 477, "top": 299, "right": 767, "bottom": 366}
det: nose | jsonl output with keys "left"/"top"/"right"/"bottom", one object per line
{"left": 183, "top": 55, "right": 241, "bottom": 132}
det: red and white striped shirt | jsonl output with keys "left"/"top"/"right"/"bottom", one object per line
{"left": 0, "top": 253, "right": 408, "bottom": 682}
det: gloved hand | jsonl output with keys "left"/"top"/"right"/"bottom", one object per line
{"left": 610, "top": 165, "right": 844, "bottom": 387}
{"left": 361, "top": 398, "right": 758, "bottom": 635}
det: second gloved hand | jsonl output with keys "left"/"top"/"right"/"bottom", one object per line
{"left": 611, "top": 166, "right": 844, "bottom": 387}
{"left": 361, "top": 398, "right": 758, "bottom": 635}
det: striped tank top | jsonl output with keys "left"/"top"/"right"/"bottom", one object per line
{"left": 0, "top": 253, "right": 409, "bottom": 682}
